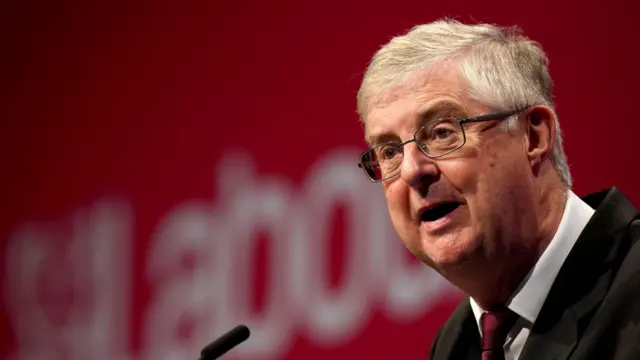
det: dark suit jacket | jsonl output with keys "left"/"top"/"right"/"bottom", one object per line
{"left": 428, "top": 187, "right": 640, "bottom": 360}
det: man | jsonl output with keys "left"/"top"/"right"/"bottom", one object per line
{"left": 356, "top": 19, "right": 640, "bottom": 360}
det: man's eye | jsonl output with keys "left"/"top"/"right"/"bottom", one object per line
{"left": 383, "top": 147, "right": 399, "bottom": 158}
{"left": 376, "top": 145, "right": 402, "bottom": 160}
{"left": 434, "top": 128, "right": 454, "bottom": 139}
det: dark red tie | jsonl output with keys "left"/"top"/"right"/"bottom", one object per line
{"left": 480, "top": 308, "right": 517, "bottom": 360}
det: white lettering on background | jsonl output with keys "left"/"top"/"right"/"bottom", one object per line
{"left": 4, "top": 149, "right": 454, "bottom": 360}
{"left": 142, "top": 149, "right": 452, "bottom": 359}
{"left": 4, "top": 201, "right": 132, "bottom": 360}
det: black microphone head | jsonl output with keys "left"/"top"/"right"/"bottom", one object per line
{"left": 200, "top": 324, "right": 250, "bottom": 360}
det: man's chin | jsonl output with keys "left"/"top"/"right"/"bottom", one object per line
{"left": 420, "top": 233, "right": 479, "bottom": 269}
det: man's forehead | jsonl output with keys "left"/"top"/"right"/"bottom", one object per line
{"left": 364, "top": 67, "right": 468, "bottom": 144}
{"left": 365, "top": 99, "right": 463, "bottom": 143}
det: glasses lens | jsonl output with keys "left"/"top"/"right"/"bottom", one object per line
{"left": 361, "top": 142, "right": 403, "bottom": 181}
{"left": 416, "top": 117, "right": 464, "bottom": 156}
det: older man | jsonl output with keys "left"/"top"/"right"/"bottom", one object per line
{"left": 356, "top": 20, "right": 640, "bottom": 360}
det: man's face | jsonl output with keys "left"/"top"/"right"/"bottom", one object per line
{"left": 364, "top": 63, "right": 535, "bottom": 272}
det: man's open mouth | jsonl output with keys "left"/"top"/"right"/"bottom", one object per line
{"left": 420, "top": 202, "right": 461, "bottom": 222}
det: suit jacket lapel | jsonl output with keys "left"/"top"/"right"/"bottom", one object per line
{"left": 519, "top": 187, "right": 638, "bottom": 360}
{"left": 432, "top": 299, "right": 482, "bottom": 360}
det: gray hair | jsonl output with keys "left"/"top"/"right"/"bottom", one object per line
{"left": 357, "top": 19, "right": 572, "bottom": 188}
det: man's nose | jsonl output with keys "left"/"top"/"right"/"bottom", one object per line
{"left": 399, "top": 142, "right": 439, "bottom": 188}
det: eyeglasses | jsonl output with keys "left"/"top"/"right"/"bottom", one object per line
{"left": 357, "top": 108, "right": 527, "bottom": 182}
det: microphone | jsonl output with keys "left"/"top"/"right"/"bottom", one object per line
{"left": 198, "top": 324, "right": 251, "bottom": 360}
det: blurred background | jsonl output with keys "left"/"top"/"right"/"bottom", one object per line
{"left": 1, "top": 1, "right": 639, "bottom": 359}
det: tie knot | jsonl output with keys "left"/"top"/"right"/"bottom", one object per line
{"left": 480, "top": 308, "right": 517, "bottom": 352}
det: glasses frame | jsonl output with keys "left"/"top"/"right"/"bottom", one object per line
{"left": 357, "top": 107, "right": 528, "bottom": 182}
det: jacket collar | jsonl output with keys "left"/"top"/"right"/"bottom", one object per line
{"left": 518, "top": 187, "right": 638, "bottom": 360}
{"left": 432, "top": 187, "right": 639, "bottom": 360}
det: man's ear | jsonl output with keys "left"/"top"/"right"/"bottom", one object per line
{"left": 525, "top": 106, "right": 556, "bottom": 168}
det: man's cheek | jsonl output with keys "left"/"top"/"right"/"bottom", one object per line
{"left": 385, "top": 183, "right": 408, "bottom": 210}
{"left": 441, "top": 161, "right": 479, "bottom": 193}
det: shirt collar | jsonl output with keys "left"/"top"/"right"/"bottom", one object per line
{"left": 470, "top": 190, "right": 595, "bottom": 327}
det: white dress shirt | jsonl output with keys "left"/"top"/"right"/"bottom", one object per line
{"left": 469, "top": 190, "right": 595, "bottom": 360}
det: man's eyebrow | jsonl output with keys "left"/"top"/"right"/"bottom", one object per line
{"left": 417, "top": 101, "right": 464, "bottom": 124}
{"left": 365, "top": 132, "right": 397, "bottom": 147}
{"left": 365, "top": 100, "right": 464, "bottom": 146}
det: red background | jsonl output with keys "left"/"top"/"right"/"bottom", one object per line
{"left": 1, "top": 1, "right": 639, "bottom": 360}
